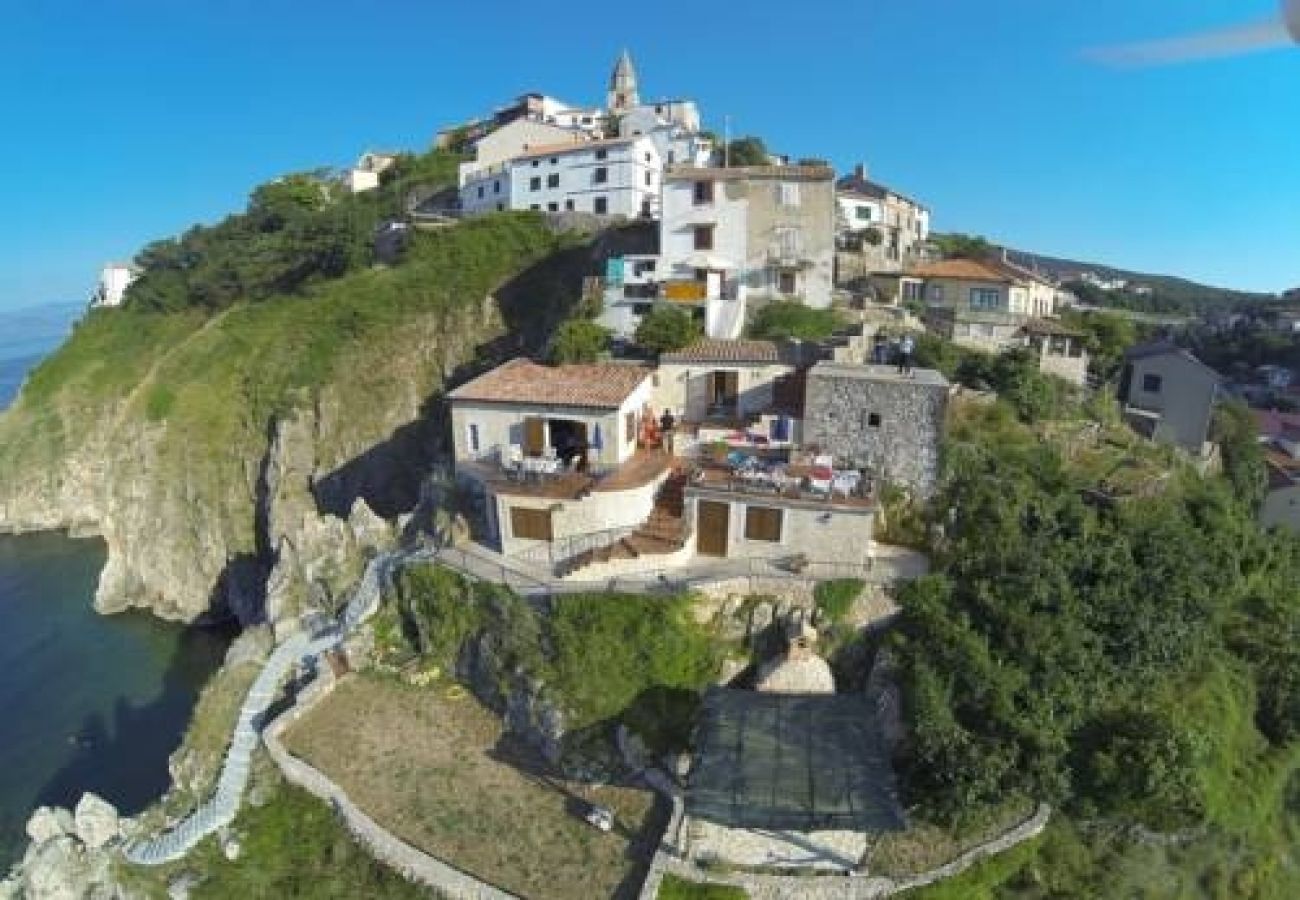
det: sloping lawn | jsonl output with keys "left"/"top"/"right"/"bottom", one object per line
{"left": 285, "top": 675, "right": 664, "bottom": 900}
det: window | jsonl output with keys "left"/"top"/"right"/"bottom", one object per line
{"left": 667, "top": 150, "right": 675, "bottom": 164}
{"left": 529, "top": 204, "right": 540, "bottom": 210}
{"left": 929, "top": 284, "right": 945, "bottom": 303}
{"left": 1143, "top": 373, "right": 1163, "bottom": 393}
{"left": 467, "top": 423, "right": 480, "bottom": 453}
{"left": 693, "top": 225, "right": 715, "bottom": 251}
{"left": 778, "top": 181, "right": 800, "bottom": 207}
{"left": 594, "top": 196, "right": 608, "bottom": 214}
{"left": 855, "top": 206, "right": 873, "bottom": 221}
{"left": 744, "top": 505, "right": 784, "bottom": 542}
{"left": 510, "top": 507, "right": 553, "bottom": 541}
{"left": 778, "top": 271, "right": 797, "bottom": 294}
{"left": 529, "top": 176, "right": 541, "bottom": 191}
{"left": 531, "top": 160, "right": 539, "bottom": 167}
{"left": 476, "top": 185, "right": 484, "bottom": 198}
{"left": 644, "top": 152, "right": 652, "bottom": 162}
{"left": 775, "top": 226, "right": 802, "bottom": 258}
{"left": 867, "top": 413, "right": 881, "bottom": 428}
{"left": 547, "top": 202, "right": 558, "bottom": 212}
{"left": 547, "top": 173, "right": 560, "bottom": 188}
{"left": 693, "top": 180, "right": 714, "bottom": 205}
{"left": 493, "top": 180, "right": 501, "bottom": 194}
{"left": 550, "top": 157, "right": 558, "bottom": 165}
{"left": 645, "top": 171, "right": 652, "bottom": 186}
{"left": 595, "top": 148, "right": 608, "bottom": 160}
{"left": 497, "top": 202, "right": 505, "bottom": 211}
{"left": 564, "top": 199, "right": 575, "bottom": 211}
{"left": 970, "top": 288, "right": 1000, "bottom": 310}
{"left": 593, "top": 167, "right": 609, "bottom": 184}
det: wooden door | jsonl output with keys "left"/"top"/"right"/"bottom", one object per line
{"left": 523, "top": 417, "right": 546, "bottom": 456}
{"left": 696, "top": 500, "right": 730, "bottom": 557}
{"left": 708, "top": 371, "right": 739, "bottom": 412}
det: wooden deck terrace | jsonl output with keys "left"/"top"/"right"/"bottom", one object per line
{"left": 458, "top": 449, "right": 674, "bottom": 501}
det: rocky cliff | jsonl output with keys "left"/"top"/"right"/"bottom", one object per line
{"left": 0, "top": 215, "right": 614, "bottom": 626}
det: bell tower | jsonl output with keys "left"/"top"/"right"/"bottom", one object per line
{"left": 607, "top": 49, "right": 639, "bottom": 113}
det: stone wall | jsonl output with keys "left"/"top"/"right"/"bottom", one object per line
{"left": 803, "top": 364, "right": 948, "bottom": 498}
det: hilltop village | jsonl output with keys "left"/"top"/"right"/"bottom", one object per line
{"left": 18, "top": 51, "right": 1299, "bottom": 900}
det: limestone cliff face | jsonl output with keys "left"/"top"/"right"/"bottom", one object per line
{"left": 0, "top": 298, "right": 498, "bottom": 626}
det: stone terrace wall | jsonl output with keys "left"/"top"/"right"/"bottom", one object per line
{"left": 803, "top": 366, "right": 948, "bottom": 498}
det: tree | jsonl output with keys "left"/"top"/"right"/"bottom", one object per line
{"left": 862, "top": 226, "right": 884, "bottom": 247}
{"left": 635, "top": 306, "right": 699, "bottom": 354}
{"left": 747, "top": 301, "right": 841, "bottom": 341}
{"left": 932, "top": 233, "right": 995, "bottom": 260}
{"left": 547, "top": 319, "right": 609, "bottom": 364}
{"left": 722, "top": 136, "right": 769, "bottom": 167}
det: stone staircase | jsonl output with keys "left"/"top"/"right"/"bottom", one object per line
{"left": 556, "top": 471, "right": 689, "bottom": 577}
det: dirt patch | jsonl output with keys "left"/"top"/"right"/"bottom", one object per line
{"left": 284, "top": 675, "right": 664, "bottom": 899}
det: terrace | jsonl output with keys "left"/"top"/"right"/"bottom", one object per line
{"left": 457, "top": 447, "right": 674, "bottom": 501}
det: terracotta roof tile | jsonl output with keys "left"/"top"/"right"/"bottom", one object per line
{"left": 907, "top": 259, "right": 1016, "bottom": 282}
{"left": 662, "top": 339, "right": 782, "bottom": 364}
{"left": 449, "top": 358, "right": 651, "bottom": 409}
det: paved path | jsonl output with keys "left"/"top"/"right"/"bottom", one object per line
{"left": 123, "top": 550, "right": 408, "bottom": 865}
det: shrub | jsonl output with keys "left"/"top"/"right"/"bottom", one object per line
{"left": 747, "top": 301, "right": 841, "bottom": 341}
{"left": 814, "top": 579, "right": 864, "bottom": 624}
{"left": 658, "top": 874, "right": 749, "bottom": 899}
{"left": 548, "top": 319, "right": 610, "bottom": 363}
{"left": 636, "top": 306, "right": 699, "bottom": 354}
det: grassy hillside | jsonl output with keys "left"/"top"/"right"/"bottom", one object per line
{"left": 0, "top": 195, "right": 596, "bottom": 620}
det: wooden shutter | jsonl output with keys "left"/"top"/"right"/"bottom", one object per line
{"left": 523, "top": 417, "right": 545, "bottom": 455}
{"left": 744, "top": 505, "right": 783, "bottom": 542}
{"left": 510, "top": 507, "right": 553, "bottom": 541}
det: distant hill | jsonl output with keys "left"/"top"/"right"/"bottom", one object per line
{"left": 928, "top": 234, "right": 1280, "bottom": 316}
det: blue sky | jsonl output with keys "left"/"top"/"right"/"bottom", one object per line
{"left": 1, "top": 0, "right": 1296, "bottom": 310}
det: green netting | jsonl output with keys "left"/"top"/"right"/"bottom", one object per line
{"left": 686, "top": 687, "right": 905, "bottom": 832}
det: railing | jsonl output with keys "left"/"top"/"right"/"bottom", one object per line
{"left": 512, "top": 523, "right": 639, "bottom": 573}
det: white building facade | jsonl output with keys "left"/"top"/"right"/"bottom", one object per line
{"left": 90, "top": 263, "right": 139, "bottom": 308}
{"left": 658, "top": 165, "right": 836, "bottom": 337}
{"left": 461, "top": 136, "right": 661, "bottom": 218}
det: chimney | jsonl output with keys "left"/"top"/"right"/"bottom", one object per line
{"left": 854, "top": 162, "right": 866, "bottom": 180}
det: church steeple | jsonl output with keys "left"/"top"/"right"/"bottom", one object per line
{"left": 607, "top": 49, "right": 639, "bottom": 113}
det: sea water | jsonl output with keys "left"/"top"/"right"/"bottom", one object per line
{"left": 0, "top": 304, "right": 230, "bottom": 867}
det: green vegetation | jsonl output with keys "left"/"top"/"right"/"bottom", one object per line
{"left": 912, "top": 335, "right": 1078, "bottom": 424}
{"left": 547, "top": 318, "right": 610, "bottom": 363}
{"left": 746, "top": 301, "right": 841, "bottom": 342}
{"left": 636, "top": 305, "right": 700, "bottom": 354}
{"left": 885, "top": 346, "right": 1300, "bottom": 896}
{"left": 721, "top": 135, "right": 769, "bottom": 167}
{"left": 127, "top": 151, "right": 461, "bottom": 313}
{"left": 1058, "top": 308, "right": 1140, "bottom": 380}
{"left": 186, "top": 783, "right": 428, "bottom": 900}
{"left": 383, "top": 566, "right": 722, "bottom": 753}
{"left": 814, "top": 579, "right": 863, "bottom": 624}
{"left": 657, "top": 874, "right": 749, "bottom": 899}
{"left": 1066, "top": 277, "right": 1273, "bottom": 318}
{"left": 930, "top": 233, "right": 995, "bottom": 260}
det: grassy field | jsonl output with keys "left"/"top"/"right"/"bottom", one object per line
{"left": 284, "top": 675, "right": 664, "bottom": 900}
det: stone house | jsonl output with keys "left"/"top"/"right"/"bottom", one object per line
{"left": 658, "top": 164, "right": 837, "bottom": 338}
{"left": 912, "top": 257, "right": 1058, "bottom": 322}
{"left": 1117, "top": 342, "right": 1222, "bottom": 456}
{"left": 1017, "top": 319, "right": 1090, "bottom": 386}
{"left": 834, "top": 163, "right": 930, "bottom": 276}
{"left": 801, "top": 362, "right": 950, "bottom": 498}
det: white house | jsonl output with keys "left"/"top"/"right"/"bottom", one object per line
{"left": 90, "top": 262, "right": 140, "bottom": 308}
{"left": 456, "top": 117, "right": 589, "bottom": 189}
{"left": 344, "top": 151, "right": 400, "bottom": 193}
{"left": 834, "top": 164, "right": 930, "bottom": 270}
{"left": 658, "top": 164, "right": 836, "bottom": 337}
{"left": 461, "top": 135, "right": 661, "bottom": 218}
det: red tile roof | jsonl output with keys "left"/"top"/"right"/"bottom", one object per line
{"left": 662, "top": 339, "right": 782, "bottom": 364}
{"left": 448, "top": 358, "right": 651, "bottom": 409}
{"left": 907, "top": 258, "right": 1016, "bottom": 282}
